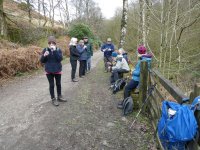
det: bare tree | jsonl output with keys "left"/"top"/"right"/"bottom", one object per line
{"left": 0, "top": 0, "right": 7, "bottom": 37}
{"left": 119, "top": 0, "right": 128, "bottom": 49}
{"left": 139, "top": 0, "right": 146, "bottom": 45}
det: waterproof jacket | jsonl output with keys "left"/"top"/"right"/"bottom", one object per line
{"left": 77, "top": 44, "right": 88, "bottom": 60}
{"left": 69, "top": 45, "right": 80, "bottom": 60}
{"left": 132, "top": 55, "right": 152, "bottom": 81}
{"left": 112, "top": 55, "right": 130, "bottom": 71}
{"left": 101, "top": 43, "right": 115, "bottom": 58}
{"left": 40, "top": 47, "right": 63, "bottom": 73}
{"left": 85, "top": 42, "right": 93, "bottom": 58}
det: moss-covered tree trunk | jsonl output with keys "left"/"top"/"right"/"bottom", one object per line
{"left": 119, "top": 0, "right": 128, "bottom": 49}
{"left": 0, "top": 0, "right": 7, "bottom": 38}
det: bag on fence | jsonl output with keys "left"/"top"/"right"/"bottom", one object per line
{"left": 158, "top": 100, "right": 198, "bottom": 150}
{"left": 112, "top": 78, "right": 127, "bottom": 94}
{"left": 122, "top": 96, "right": 133, "bottom": 116}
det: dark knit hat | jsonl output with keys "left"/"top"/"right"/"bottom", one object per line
{"left": 48, "top": 36, "right": 56, "bottom": 44}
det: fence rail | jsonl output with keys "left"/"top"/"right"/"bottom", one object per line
{"left": 138, "top": 61, "right": 200, "bottom": 149}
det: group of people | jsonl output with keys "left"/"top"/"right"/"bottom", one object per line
{"left": 40, "top": 36, "right": 93, "bottom": 106}
{"left": 40, "top": 35, "right": 152, "bottom": 108}
{"left": 100, "top": 38, "right": 152, "bottom": 109}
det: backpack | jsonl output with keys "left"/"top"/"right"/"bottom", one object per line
{"left": 158, "top": 100, "right": 198, "bottom": 150}
{"left": 122, "top": 96, "right": 133, "bottom": 116}
{"left": 112, "top": 78, "right": 127, "bottom": 94}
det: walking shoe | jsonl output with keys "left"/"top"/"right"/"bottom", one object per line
{"left": 72, "top": 78, "right": 79, "bottom": 82}
{"left": 58, "top": 95, "right": 67, "bottom": 102}
{"left": 117, "top": 101, "right": 123, "bottom": 109}
{"left": 52, "top": 98, "right": 59, "bottom": 106}
{"left": 79, "top": 76, "right": 84, "bottom": 78}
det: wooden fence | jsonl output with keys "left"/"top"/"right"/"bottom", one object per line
{"left": 138, "top": 61, "right": 200, "bottom": 149}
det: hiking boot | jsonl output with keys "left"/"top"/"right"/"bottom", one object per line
{"left": 72, "top": 78, "right": 79, "bottom": 82}
{"left": 79, "top": 76, "right": 84, "bottom": 78}
{"left": 117, "top": 101, "right": 123, "bottom": 109}
{"left": 52, "top": 98, "right": 59, "bottom": 106}
{"left": 58, "top": 95, "right": 67, "bottom": 102}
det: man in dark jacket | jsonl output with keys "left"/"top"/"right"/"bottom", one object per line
{"left": 83, "top": 37, "right": 93, "bottom": 73}
{"left": 101, "top": 38, "right": 115, "bottom": 72}
{"left": 40, "top": 36, "right": 67, "bottom": 106}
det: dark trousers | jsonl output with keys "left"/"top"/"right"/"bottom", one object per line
{"left": 104, "top": 56, "right": 112, "bottom": 71}
{"left": 79, "top": 60, "right": 86, "bottom": 77}
{"left": 46, "top": 74, "right": 61, "bottom": 99}
{"left": 70, "top": 59, "right": 77, "bottom": 80}
{"left": 124, "top": 79, "right": 139, "bottom": 99}
{"left": 110, "top": 69, "right": 129, "bottom": 84}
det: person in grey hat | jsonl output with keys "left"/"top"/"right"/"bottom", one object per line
{"left": 40, "top": 36, "right": 67, "bottom": 106}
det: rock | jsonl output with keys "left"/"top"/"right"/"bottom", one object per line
{"left": 106, "top": 122, "right": 115, "bottom": 128}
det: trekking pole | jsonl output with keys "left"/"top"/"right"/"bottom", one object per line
{"left": 129, "top": 83, "right": 157, "bottom": 130}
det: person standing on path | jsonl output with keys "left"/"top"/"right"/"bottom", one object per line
{"left": 40, "top": 36, "right": 67, "bottom": 107}
{"left": 84, "top": 37, "right": 93, "bottom": 73}
{"left": 69, "top": 37, "right": 80, "bottom": 82}
{"left": 101, "top": 38, "right": 115, "bottom": 72}
{"left": 77, "top": 40, "right": 87, "bottom": 78}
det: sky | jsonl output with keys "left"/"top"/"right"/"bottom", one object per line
{"left": 94, "top": 0, "right": 123, "bottom": 19}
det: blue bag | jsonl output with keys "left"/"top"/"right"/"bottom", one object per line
{"left": 158, "top": 100, "right": 198, "bottom": 150}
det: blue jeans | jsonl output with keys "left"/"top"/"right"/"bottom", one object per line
{"left": 86, "top": 57, "right": 91, "bottom": 71}
{"left": 124, "top": 79, "right": 139, "bottom": 99}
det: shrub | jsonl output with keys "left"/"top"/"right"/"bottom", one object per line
{"left": 68, "top": 23, "right": 94, "bottom": 40}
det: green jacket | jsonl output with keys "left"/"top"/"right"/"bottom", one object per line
{"left": 85, "top": 42, "right": 93, "bottom": 58}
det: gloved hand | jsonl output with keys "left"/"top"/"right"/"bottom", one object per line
{"left": 83, "top": 45, "right": 87, "bottom": 49}
{"left": 44, "top": 51, "right": 49, "bottom": 57}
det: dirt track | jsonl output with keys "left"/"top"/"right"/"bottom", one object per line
{"left": 0, "top": 51, "right": 156, "bottom": 150}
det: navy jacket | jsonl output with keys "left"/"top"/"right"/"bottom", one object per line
{"left": 101, "top": 43, "right": 115, "bottom": 58}
{"left": 77, "top": 44, "right": 88, "bottom": 60}
{"left": 69, "top": 45, "right": 80, "bottom": 60}
{"left": 40, "top": 47, "right": 63, "bottom": 73}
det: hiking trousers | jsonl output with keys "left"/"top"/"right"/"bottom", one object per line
{"left": 46, "top": 74, "right": 61, "bottom": 99}
{"left": 104, "top": 56, "right": 112, "bottom": 71}
{"left": 110, "top": 69, "right": 129, "bottom": 84}
{"left": 70, "top": 59, "right": 77, "bottom": 80}
{"left": 124, "top": 79, "right": 139, "bottom": 99}
{"left": 79, "top": 60, "right": 87, "bottom": 77}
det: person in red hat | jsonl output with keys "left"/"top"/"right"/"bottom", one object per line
{"left": 40, "top": 36, "right": 67, "bottom": 106}
{"left": 117, "top": 45, "right": 152, "bottom": 109}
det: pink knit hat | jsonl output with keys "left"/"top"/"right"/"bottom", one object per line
{"left": 137, "top": 45, "right": 147, "bottom": 54}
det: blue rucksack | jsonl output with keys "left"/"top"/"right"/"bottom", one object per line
{"left": 158, "top": 100, "right": 198, "bottom": 150}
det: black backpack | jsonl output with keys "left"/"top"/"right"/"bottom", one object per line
{"left": 122, "top": 96, "right": 133, "bottom": 116}
{"left": 112, "top": 78, "right": 127, "bottom": 94}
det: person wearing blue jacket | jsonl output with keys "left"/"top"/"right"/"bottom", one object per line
{"left": 101, "top": 38, "right": 115, "bottom": 72}
{"left": 117, "top": 45, "right": 152, "bottom": 109}
{"left": 40, "top": 36, "right": 67, "bottom": 106}
{"left": 77, "top": 40, "right": 87, "bottom": 78}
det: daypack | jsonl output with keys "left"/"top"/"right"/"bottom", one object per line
{"left": 122, "top": 96, "right": 133, "bottom": 116}
{"left": 158, "top": 100, "right": 198, "bottom": 150}
{"left": 112, "top": 78, "right": 127, "bottom": 94}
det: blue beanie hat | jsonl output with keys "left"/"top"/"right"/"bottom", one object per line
{"left": 112, "top": 52, "right": 118, "bottom": 57}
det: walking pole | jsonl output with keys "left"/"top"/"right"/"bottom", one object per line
{"left": 129, "top": 83, "right": 157, "bottom": 130}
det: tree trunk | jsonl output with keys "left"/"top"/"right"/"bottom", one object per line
{"left": 0, "top": 0, "right": 7, "bottom": 38}
{"left": 119, "top": 0, "right": 128, "bottom": 49}
{"left": 139, "top": 0, "right": 146, "bottom": 46}
{"left": 64, "top": 0, "right": 70, "bottom": 28}
{"left": 38, "top": 0, "right": 41, "bottom": 26}
{"left": 27, "top": 0, "right": 32, "bottom": 23}
{"left": 42, "top": 0, "right": 47, "bottom": 27}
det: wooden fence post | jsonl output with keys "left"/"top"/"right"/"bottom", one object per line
{"left": 138, "top": 61, "right": 148, "bottom": 107}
